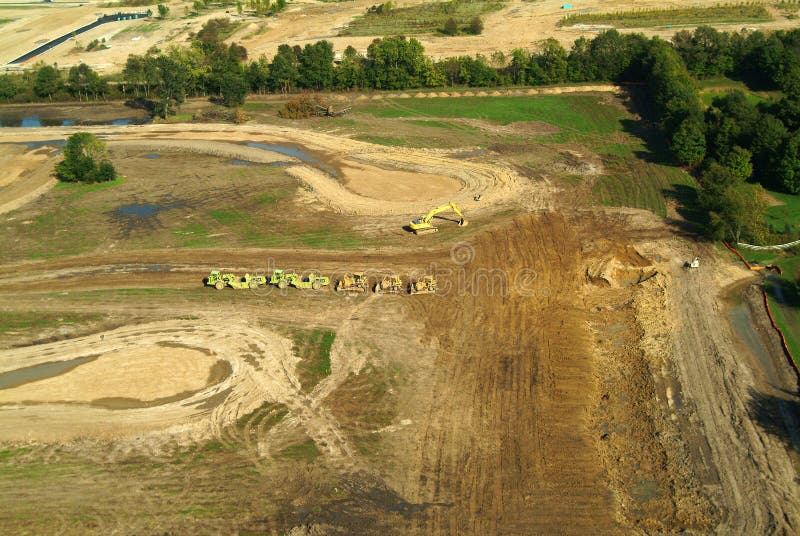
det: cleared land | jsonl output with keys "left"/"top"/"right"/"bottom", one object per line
{"left": 1, "top": 0, "right": 798, "bottom": 69}
{"left": 339, "top": 0, "right": 504, "bottom": 36}
{"left": 0, "top": 90, "right": 797, "bottom": 534}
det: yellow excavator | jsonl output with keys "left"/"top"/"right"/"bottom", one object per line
{"left": 409, "top": 201, "right": 468, "bottom": 235}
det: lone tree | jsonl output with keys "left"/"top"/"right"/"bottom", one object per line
{"left": 55, "top": 132, "right": 116, "bottom": 183}
{"left": 468, "top": 16, "right": 484, "bottom": 35}
{"left": 443, "top": 17, "right": 458, "bottom": 36}
{"left": 157, "top": 3, "right": 169, "bottom": 18}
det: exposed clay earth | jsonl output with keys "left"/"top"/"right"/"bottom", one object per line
{"left": 0, "top": 106, "right": 798, "bottom": 534}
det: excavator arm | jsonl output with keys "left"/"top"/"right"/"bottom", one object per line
{"left": 410, "top": 201, "right": 468, "bottom": 234}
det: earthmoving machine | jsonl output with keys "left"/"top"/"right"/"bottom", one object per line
{"left": 270, "top": 269, "right": 330, "bottom": 290}
{"left": 409, "top": 201, "right": 468, "bottom": 235}
{"left": 336, "top": 272, "right": 369, "bottom": 293}
{"left": 207, "top": 270, "right": 266, "bottom": 290}
{"left": 684, "top": 257, "right": 700, "bottom": 270}
{"left": 374, "top": 275, "right": 404, "bottom": 294}
{"left": 410, "top": 275, "right": 437, "bottom": 295}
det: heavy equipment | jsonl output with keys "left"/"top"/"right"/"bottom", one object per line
{"left": 207, "top": 270, "right": 266, "bottom": 290}
{"left": 336, "top": 272, "right": 368, "bottom": 293}
{"left": 409, "top": 201, "right": 468, "bottom": 235}
{"left": 683, "top": 257, "right": 700, "bottom": 270}
{"left": 374, "top": 275, "right": 404, "bottom": 294}
{"left": 269, "top": 269, "right": 293, "bottom": 289}
{"left": 410, "top": 275, "right": 437, "bottom": 295}
{"left": 270, "top": 269, "right": 330, "bottom": 290}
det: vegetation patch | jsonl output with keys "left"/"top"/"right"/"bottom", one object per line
{"left": 593, "top": 155, "right": 696, "bottom": 217}
{"left": 0, "top": 311, "right": 104, "bottom": 335}
{"left": 274, "top": 439, "right": 321, "bottom": 461}
{"left": 364, "top": 95, "right": 625, "bottom": 134}
{"left": 325, "top": 363, "right": 401, "bottom": 455}
{"left": 558, "top": 3, "right": 772, "bottom": 28}
{"left": 340, "top": 0, "right": 503, "bottom": 36}
{"left": 290, "top": 329, "right": 336, "bottom": 392}
{"left": 765, "top": 190, "right": 800, "bottom": 236}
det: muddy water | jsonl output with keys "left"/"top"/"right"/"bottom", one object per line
{"left": 0, "top": 114, "right": 147, "bottom": 128}
{"left": 0, "top": 355, "right": 97, "bottom": 390}
{"left": 247, "top": 141, "right": 339, "bottom": 177}
{"left": 728, "top": 300, "right": 781, "bottom": 386}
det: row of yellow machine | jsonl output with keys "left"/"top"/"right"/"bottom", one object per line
{"left": 204, "top": 202, "right": 469, "bottom": 295}
{"left": 205, "top": 270, "right": 438, "bottom": 295}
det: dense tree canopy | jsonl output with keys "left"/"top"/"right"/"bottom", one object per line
{"left": 55, "top": 132, "right": 116, "bottom": 183}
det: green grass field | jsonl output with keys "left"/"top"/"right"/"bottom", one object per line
{"left": 558, "top": 3, "right": 771, "bottom": 28}
{"left": 339, "top": 0, "right": 503, "bottom": 36}
{"left": 364, "top": 95, "right": 625, "bottom": 135}
{"left": 766, "top": 190, "right": 800, "bottom": 236}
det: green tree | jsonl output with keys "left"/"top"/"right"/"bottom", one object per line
{"left": 468, "top": 16, "right": 483, "bottom": 35}
{"left": 530, "top": 38, "right": 568, "bottom": 85}
{"left": 299, "top": 41, "right": 334, "bottom": 90}
{"left": 157, "top": 4, "right": 169, "bottom": 18}
{"left": 720, "top": 145, "right": 753, "bottom": 181}
{"left": 443, "top": 17, "right": 458, "bottom": 36}
{"left": 55, "top": 132, "right": 116, "bottom": 183}
{"left": 708, "top": 183, "right": 769, "bottom": 244}
{"left": 750, "top": 114, "right": 789, "bottom": 187}
{"left": 778, "top": 131, "right": 800, "bottom": 193}
{"left": 0, "top": 74, "right": 17, "bottom": 102}
{"left": 33, "top": 64, "right": 61, "bottom": 101}
{"left": 220, "top": 65, "right": 249, "bottom": 106}
{"left": 247, "top": 55, "right": 271, "bottom": 93}
{"left": 67, "top": 64, "right": 106, "bottom": 101}
{"left": 364, "top": 37, "right": 434, "bottom": 89}
{"left": 334, "top": 46, "right": 365, "bottom": 89}
{"left": 672, "top": 117, "right": 706, "bottom": 166}
{"left": 155, "top": 55, "right": 191, "bottom": 117}
{"left": 269, "top": 44, "right": 299, "bottom": 93}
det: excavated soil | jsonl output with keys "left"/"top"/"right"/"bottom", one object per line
{"left": 0, "top": 118, "right": 798, "bottom": 534}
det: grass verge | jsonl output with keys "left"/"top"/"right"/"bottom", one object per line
{"left": 0, "top": 311, "right": 104, "bottom": 335}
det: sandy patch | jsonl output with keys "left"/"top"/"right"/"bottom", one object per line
{"left": 0, "top": 345, "right": 219, "bottom": 404}
{"left": 340, "top": 161, "right": 462, "bottom": 202}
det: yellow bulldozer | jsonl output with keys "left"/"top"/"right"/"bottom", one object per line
{"left": 374, "top": 275, "right": 404, "bottom": 294}
{"left": 336, "top": 272, "right": 368, "bottom": 293}
{"left": 409, "top": 201, "right": 468, "bottom": 235}
{"left": 410, "top": 275, "right": 437, "bottom": 295}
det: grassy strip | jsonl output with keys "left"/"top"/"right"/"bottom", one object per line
{"left": 364, "top": 95, "right": 625, "bottom": 134}
{"left": 274, "top": 439, "right": 321, "bottom": 461}
{"left": 291, "top": 329, "right": 335, "bottom": 392}
{"left": 340, "top": 0, "right": 503, "bottom": 36}
{"left": 119, "top": 23, "right": 161, "bottom": 33}
{"left": 559, "top": 3, "right": 772, "bottom": 28}
{"left": 593, "top": 154, "right": 696, "bottom": 217}
{"left": 764, "top": 267, "right": 800, "bottom": 367}
{"left": 0, "top": 311, "right": 104, "bottom": 335}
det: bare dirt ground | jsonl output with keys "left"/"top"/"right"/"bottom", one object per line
{"left": 0, "top": 109, "right": 798, "bottom": 533}
{"left": 2, "top": 0, "right": 799, "bottom": 70}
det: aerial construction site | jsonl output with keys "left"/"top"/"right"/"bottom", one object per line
{"left": 0, "top": 0, "right": 799, "bottom": 534}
